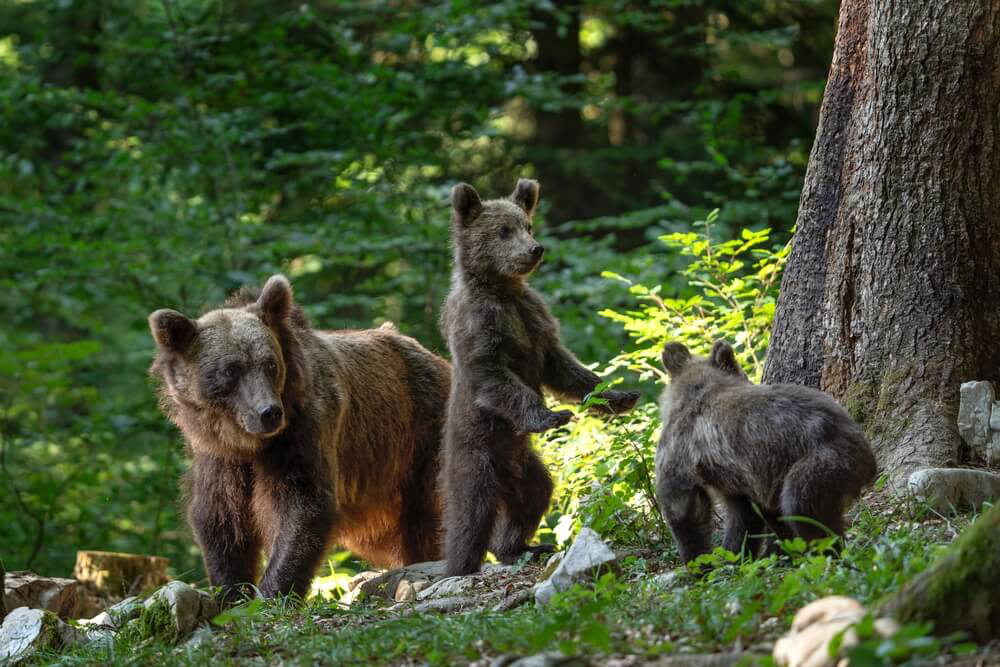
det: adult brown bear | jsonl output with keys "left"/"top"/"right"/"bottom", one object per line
{"left": 149, "top": 275, "right": 449, "bottom": 601}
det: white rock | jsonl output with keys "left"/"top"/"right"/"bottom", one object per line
{"left": 394, "top": 580, "right": 416, "bottom": 603}
{"left": 534, "top": 528, "right": 618, "bottom": 607}
{"left": 908, "top": 468, "right": 1000, "bottom": 513}
{"left": 183, "top": 623, "right": 214, "bottom": 649}
{"left": 3, "top": 571, "right": 79, "bottom": 618}
{"left": 958, "top": 381, "right": 995, "bottom": 461}
{"left": 0, "top": 607, "right": 82, "bottom": 664}
{"left": 497, "top": 651, "right": 588, "bottom": 666}
{"left": 142, "top": 581, "right": 214, "bottom": 639}
{"left": 652, "top": 569, "right": 684, "bottom": 589}
{"left": 416, "top": 576, "right": 476, "bottom": 601}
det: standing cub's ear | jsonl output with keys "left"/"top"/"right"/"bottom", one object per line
{"left": 661, "top": 342, "right": 691, "bottom": 377}
{"left": 149, "top": 309, "right": 197, "bottom": 353}
{"left": 452, "top": 183, "right": 483, "bottom": 225}
{"left": 709, "top": 340, "right": 743, "bottom": 376}
{"left": 256, "top": 274, "right": 294, "bottom": 326}
{"left": 510, "top": 178, "right": 540, "bottom": 216}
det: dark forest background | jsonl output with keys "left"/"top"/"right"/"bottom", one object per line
{"left": 0, "top": 0, "right": 836, "bottom": 580}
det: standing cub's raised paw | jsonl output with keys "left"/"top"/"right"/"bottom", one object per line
{"left": 591, "top": 389, "right": 640, "bottom": 415}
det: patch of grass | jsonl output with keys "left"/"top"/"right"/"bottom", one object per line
{"left": 43, "top": 496, "right": 986, "bottom": 666}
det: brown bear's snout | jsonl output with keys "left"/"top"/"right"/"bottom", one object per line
{"left": 530, "top": 244, "right": 544, "bottom": 261}
{"left": 260, "top": 404, "right": 283, "bottom": 433}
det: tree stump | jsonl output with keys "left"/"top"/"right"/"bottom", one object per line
{"left": 73, "top": 551, "right": 169, "bottom": 600}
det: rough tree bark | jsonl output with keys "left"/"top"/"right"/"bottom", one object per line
{"left": 764, "top": 1, "right": 1000, "bottom": 483}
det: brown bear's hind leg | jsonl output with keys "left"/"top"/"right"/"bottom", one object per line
{"left": 721, "top": 495, "right": 766, "bottom": 559}
{"left": 490, "top": 448, "right": 555, "bottom": 564}
{"left": 187, "top": 457, "right": 262, "bottom": 606}
{"left": 444, "top": 444, "right": 499, "bottom": 576}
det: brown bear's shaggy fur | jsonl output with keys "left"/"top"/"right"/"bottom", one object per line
{"left": 441, "top": 179, "right": 640, "bottom": 576}
{"left": 656, "top": 340, "right": 877, "bottom": 563}
{"left": 149, "top": 275, "right": 450, "bottom": 601}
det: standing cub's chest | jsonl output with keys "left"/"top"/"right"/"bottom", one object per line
{"left": 499, "top": 303, "right": 546, "bottom": 383}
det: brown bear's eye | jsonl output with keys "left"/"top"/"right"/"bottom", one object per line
{"left": 499, "top": 226, "right": 512, "bottom": 239}
{"left": 222, "top": 362, "right": 239, "bottom": 380}
{"left": 265, "top": 359, "right": 278, "bottom": 375}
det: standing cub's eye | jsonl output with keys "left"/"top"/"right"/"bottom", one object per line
{"left": 222, "top": 362, "right": 240, "bottom": 380}
{"left": 499, "top": 226, "right": 512, "bottom": 239}
{"left": 265, "top": 359, "right": 278, "bottom": 375}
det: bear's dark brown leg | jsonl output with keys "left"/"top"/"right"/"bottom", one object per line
{"left": 721, "top": 495, "right": 766, "bottom": 559}
{"left": 490, "top": 447, "right": 555, "bottom": 564}
{"left": 444, "top": 439, "right": 499, "bottom": 576}
{"left": 187, "top": 455, "right": 261, "bottom": 605}
{"left": 657, "top": 469, "right": 714, "bottom": 564}
{"left": 254, "top": 439, "right": 337, "bottom": 599}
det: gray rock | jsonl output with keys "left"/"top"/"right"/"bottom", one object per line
{"left": 991, "top": 402, "right": 1000, "bottom": 432}
{"left": 141, "top": 581, "right": 217, "bottom": 640}
{"left": 394, "top": 579, "right": 416, "bottom": 603}
{"left": 534, "top": 528, "right": 618, "bottom": 607}
{"left": 3, "top": 571, "right": 79, "bottom": 618}
{"left": 355, "top": 560, "right": 449, "bottom": 602}
{"left": 416, "top": 575, "right": 476, "bottom": 601}
{"left": 0, "top": 607, "right": 83, "bottom": 665}
{"left": 183, "top": 623, "right": 214, "bottom": 649}
{"left": 958, "top": 381, "right": 995, "bottom": 461}
{"left": 990, "top": 431, "right": 1000, "bottom": 468}
{"left": 494, "top": 652, "right": 589, "bottom": 667}
{"left": 652, "top": 569, "right": 684, "bottom": 589}
{"left": 644, "top": 653, "right": 758, "bottom": 666}
{"left": 908, "top": 467, "right": 1000, "bottom": 513}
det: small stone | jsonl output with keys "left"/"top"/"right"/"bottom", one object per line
{"left": 346, "top": 571, "right": 381, "bottom": 593}
{"left": 394, "top": 580, "right": 416, "bottom": 602}
{"left": 3, "top": 571, "right": 79, "bottom": 618}
{"left": 652, "top": 569, "right": 684, "bottom": 589}
{"left": 534, "top": 528, "right": 618, "bottom": 607}
{"left": 183, "top": 623, "right": 214, "bottom": 648}
{"left": 106, "top": 596, "right": 143, "bottom": 627}
{"left": 907, "top": 468, "right": 1000, "bottom": 514}
{"left": 0, "top": 607, "right": 83, "bottom": 665}
{"left": 501, "top": 651, "right": 589, "bottom": 666}
{"left": 355, "top": 560, "right": 449, "bottom": 602}
{"left": 416, "top": 576, "right": 476, "bottom": 601}
{"left": 958, "top": 381, "right": 995, "bottom": 461}
{"left": 141, "top": 581, "right": 212, "bottom": 639}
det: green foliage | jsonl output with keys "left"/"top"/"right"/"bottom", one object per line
{"left": 0, "top": 0, "right": 828, "bottom": 581}
{"left": 601, "top": 208, "right": 790, "bottom": 383}
{"left": 540, "top": 216, "right": 788, "bottom": 551}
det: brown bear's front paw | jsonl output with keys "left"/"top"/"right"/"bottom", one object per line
{"left": 542, "top": 409, "right": 573, "bottom": 431}
{"left": 593, "top": 389, "right": 640, "bottom": 415}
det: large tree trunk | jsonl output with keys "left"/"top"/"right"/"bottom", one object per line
{"left": 764, "top": 0, "right": 1000, "bottom": 483}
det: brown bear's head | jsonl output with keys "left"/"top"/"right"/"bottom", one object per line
{"left": 149, "top": 275, "right": 296, "bottom": 457}
{"left": 450, "top": 178, "right": 545, "bottom": 280}
{"left": 661, "top": 340, "right": 749, "bottom": 383}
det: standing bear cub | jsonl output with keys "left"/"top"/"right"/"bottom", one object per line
{"left": 441, "top": 178, "right": 640, "bottom": 576}
{"left": 656, "top": 341, "right": 877, "bottom": 563}
{"left": 149, "top": 275, "right": 450, "bottom": 601}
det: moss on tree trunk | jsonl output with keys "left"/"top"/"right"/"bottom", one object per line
{"left": 879, "top": 503, "right": 1000, "bottom": 641}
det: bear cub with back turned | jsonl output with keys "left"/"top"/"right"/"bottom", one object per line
{"left": 149, "top": 275, "right": 450, "bottom": 602}
{"left": 656, "top": 341, "right": 877, "bottom": 563}
{"left": 441, "top": 178, "right": 640, "bottom": 576}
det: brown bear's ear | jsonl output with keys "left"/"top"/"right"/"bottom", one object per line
{"left": 510, "top": 178, "right": 540, "bottom": 216}
{"left": 149, "top": 309, "right": 197, "bottom": 353}
{"left": 661, "top": 342, "right": 691, "bottom": 377}
{"left": 452, "top": 183, "right": 483, "bottom": 225}
{"left": 256, "top": 274, "right": 294, "bottom": 326}
{"left": 709, "top": 341, "right": 742, "bottom": 376}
